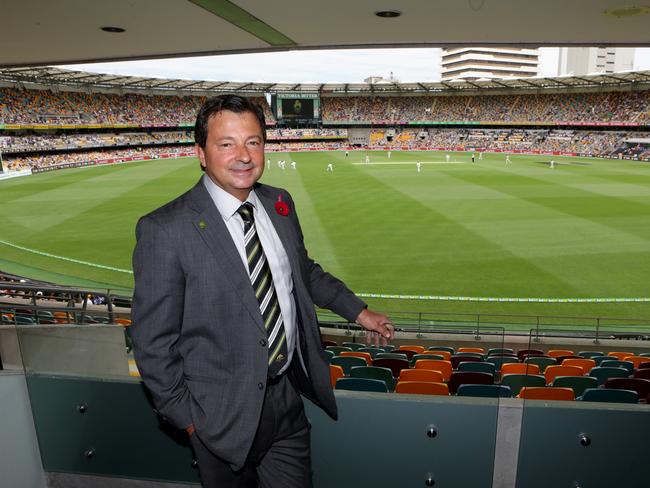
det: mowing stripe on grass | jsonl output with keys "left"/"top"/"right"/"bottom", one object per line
{"left": 1, "top": 238, "right": 644, "bottom": 302}
{"left": 0, "top": 239, "right": 132, "bottom": 274}
{"left": 356, "top": 293, "right": 650, "bottom": 303}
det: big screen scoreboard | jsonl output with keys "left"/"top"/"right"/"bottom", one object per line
{"left": 272, "top": 93, "right": 320, "bottom": 124}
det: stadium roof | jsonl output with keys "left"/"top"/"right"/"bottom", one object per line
{"left": 2, "top": 66, "right": 650, "bottom": 95}
{"left": 3, "top": 1, "right": 650, "bottom": 67}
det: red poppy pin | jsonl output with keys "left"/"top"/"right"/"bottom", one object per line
{"left": 275, "top": 194, "right": 289, "bottom": 216}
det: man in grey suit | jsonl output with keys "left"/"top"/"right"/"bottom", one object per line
{"left": 131, "top": 95, "right": 394, "bottom": 487}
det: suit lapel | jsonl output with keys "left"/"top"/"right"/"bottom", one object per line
{"left": 256, "top": 185, "right": 302, "bottom": 277}
{"left": 187, "top": 180, "right": 266, "bottom": 334}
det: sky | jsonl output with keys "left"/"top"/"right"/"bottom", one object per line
{"left": 59, "top": 47, "right": 650, "bottom": 84}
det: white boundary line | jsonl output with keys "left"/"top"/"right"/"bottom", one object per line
{"left": 0, "top": 239, "right": 132, "bottom": 274}
{"left": 352, "top": 161, "right": 464, "bottom": 165}
{"left": 1, "top": 239, "right": 648, "bottom": 302}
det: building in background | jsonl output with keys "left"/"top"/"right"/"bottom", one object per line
{"left": 557, "top": 47, "right": 635, "bottom": 75}
{"left": 440, "top": 47, "right": 539, "bottom": 81}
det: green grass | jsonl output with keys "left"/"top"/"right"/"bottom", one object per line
{"left": 1, "top": 151, "right": 650, "bottom": 325}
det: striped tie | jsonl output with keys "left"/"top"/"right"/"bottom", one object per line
{"left": 237, "top": 203, "right": 287, "bottom": 377}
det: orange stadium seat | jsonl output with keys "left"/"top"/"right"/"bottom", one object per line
{"left": 398, "top": 369, "right": 445, "bottom": 383}
{"left": 395, "top": 381, "right": 449, "bottom": 396}
{"left": 623, "top": 356, "right": 650, "bottom": 369}
{"left": 544, "top": 365, "right": 584, "bottom": 385}
{"left": 500, "top": 363, "right": 540, "bottom": 376}
{"left": 458, "top": 347, "right": 485, "bottom": 354}
{"left": 518, "top": 387, "right": 575, "bottom": 401}
{"left": 547, "top": 349, "right": 575, "bottom": 358}
{"left": 414, "top": 360, "right": 452, "bottom": 381}
{"left": 330, "top": 365, "right": 344, "bottom": 389}
{"left": 561, "top": 358, "right": 596, "bottom": 375}
{"left": 339, "top": 351, "right": 372, "bottom": 365}
{"left": 424, "top": 350, "right": 451, "bottom": 361}
{"left": 608, "top": 351, "right": 634, "bottom": 360}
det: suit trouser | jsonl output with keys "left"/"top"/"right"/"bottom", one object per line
{"left": 189, "top": 369, "right": 313, "bottom": 488}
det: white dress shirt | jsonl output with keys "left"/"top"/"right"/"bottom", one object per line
{"left": 202, "top": 175, "right": 296, "bottom": 374}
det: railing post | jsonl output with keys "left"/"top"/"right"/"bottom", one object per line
{"left": 475, "top": 314, "right": 481, "bottom": 340}
{"left": 417, "top": 312, "right": 424, "bottom": 338}
{"left": 594, "top": 318, "right": 601, "bottom": 345}
{"left": 106, "top": 289, "right": 114, "bottom": 323}
{"left": 533, "top": 316, "right": 541, "bottom": 343}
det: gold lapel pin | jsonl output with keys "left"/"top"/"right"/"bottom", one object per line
{"left": 199, "top": 220, "right": 207, "bottom": 229}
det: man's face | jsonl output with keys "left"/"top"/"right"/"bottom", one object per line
{"left": 196, "top": 110, "right": 265, "bottom": 201}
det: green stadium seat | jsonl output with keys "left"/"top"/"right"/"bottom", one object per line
{"left": 357, "top": 347, "right": 384, "bottom": 358}
{"left": 335, "top": 377, "right": 389, "bottom": 393}
{"left": 331, "top": 356, "right": 367, "bottom": 375}
{"left": 577, "top": 351, "right": 605, "bottom": 359}
{"left": 456, "top": 384, "right": 512, "bottom": 398}
{"left": 323, "top": 350, "right": 335, "bottom": 363}
{"left": 326, "top": 346, "right": 353, "bottom": 355}
{"left": 428, "top": 346, "right": 454, "bottom": 354}
{"left": 342, "top": 342, "right": 365, "bottom": 351}
{"left": 350, "top": 366, "right": 396, "bottom": 391}
{"left": 579, "top": 388, "right": 639, "bottom": 404}
{"left": 588, "top": 367, "right": 629, "bottom": 386}
{"left": 375, "top": 352, "right": 409, "bottom": 361}
{"left": 524, "top": 356, "right": 557, "bottom": 373}
{"left": 500, "top": 374, "right": 546, "bottom": 396}
{"left": 600, "top": 360, "right": 634, "bottom": 373}
{"left": 487, "top": 348, "right": 514, "bottom": 356}
{"left": 551, "top": 376, "right": 598, "bottom": 397}
{"left": 457, "top": 361, "right": 496, "bottom": 376}
{"left": 485, "top": 356, "right": 520, "bottom": 372}
{"left": 412, "top": 353, "right": 445, "bottom": 365}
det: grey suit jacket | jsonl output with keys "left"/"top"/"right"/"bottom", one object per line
{"left": 130, "top": 179, "right": 365, "bottom": 469}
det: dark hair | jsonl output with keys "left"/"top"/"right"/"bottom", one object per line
{"left": 194, "top": 94, "right": 267, "bottom": 149}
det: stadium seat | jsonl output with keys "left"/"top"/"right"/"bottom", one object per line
{"left": 548, "top": 349, "right": 575, "bottom": 358}
{"left": 555, "top": 355, "right": 583, "bottom": 364}
{"left": 428, "top": 346, "right": 454, "bottom": 354}
{"left": 561, "top": 358, "right": 596, "bottom": 374}
{"left": 485, "top": 356, "right": 520, "bottom": 372}
{"left": 414, "top": 360, "right": 453, "bottom": 381}
{"left": 500, "top": 363, "right": 540, "bottom": 376}
{"left": 424, "top": 350, "right": 451, "bottom": 361}
{"left": 524, "top": 356, "right": 557, "bottom": 373}
{"left": 544, "top": 365, "right": 584, "bottom": 384}
{"left": 394, "top": 349, "right": 416, "bottom": 360}
{"left": 588, "top": 367, "right": 630, "bottom": 386}
{"left": 639, "top": 353, "right": 650, "bottom": 358}
{"left": 350, "top": 366, "right": 396, "bottom": 391}
{"left": 339, "top": 351, "right": 372, "bottom": 365}
{"left": 518, "top": 387, "right": 575, "bottom": 401}
{"left": 448, "top": 371, "right": 494, "bottom": 395}
{"left": 375, "top": 352, "right": 409, "bottom": 361}
{"left": 331, "top": 356, "right": 367, "bottom": 375}
{"left": 326, "top": 346, "right": 353, "bottom": 355}
{"left": 500, "top": 374, "right": 546, "bottom": 396}
{"left": 381, "top": 345, "right": 397, "bottom": 352}
{"left": 604, "top": 378, "right": 650, "bottom": 400}
{"left": 623, "top": 356, "right": 650, "bottom": 369}
{"left": 517, "top": 349, "right": 545, "bottom": 360}
{"left": 579, "top": 388, "right": 639, "bottom": 404}
{"left": 322, "top": 340, "right": 337, "bottom": 348}
{"left": 600, "top": 360, "right": 634, "bottom": 373}
{"left": 336, "top": 377, "right": 388, "bottom": 393}
{"left": 457, "top": 347, "right": 485, "bottom": 354}
{"left": 330, "top": 365, "right": 344, "bottom": 389}
{"left": 551, "top": 376, "right": 598, "bottom": 397}
{"left": 412, "top": 353, "right": 446, "bottom": 364}
{"left": 358, "top": 347, "right": 384, "bottom": 358}
{"left": 395, "top": 381, "right": 449, "bottom": 396}
{"left": 323, "top": 350, "right": 335, "bottom": 362}
{"left": 454, "top": 352, "right": 484, "bottom": 359}
{"left": 450, "top": 354, "right": 483, "bottom": 369}
{"left": 372, "top": 358, "right": 410, "bottom": 378}
{"left": 342, "top": 342, "right": 365, "bottom": 351}
{"left": 399, "top": 345, "right": 426, "bottom": 354}
{"left": 638, "top": 362, "right": 650, "bottom": 370}
{"left": 607, "top": 351, "right": 634, "bottom": 361}
{"left": 633, "top": 369, "right": 650, "bottom": 380}
{"left": 457, "top": 361, "right": 496, "bottom": 376}
{"left": 577, "top": 351, "right": 605, "bottom": 359}
{"left": 487, "top": 348, "right": 514, "bottom": 356}
{"left": 114, "top": 318, "right": 131, "bottom": 326}
{"left": 593, "top": 355, "right": 619, "bottom": 366}
{"left": 398, "top": 369, "right": 444, "bottom": 383}
{"left": 456, "top": 384, "right": 513, "bottom": 398}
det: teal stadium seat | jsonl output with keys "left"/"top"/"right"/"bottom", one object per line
{"left": 456, "top": 384, "right": 513, "bottom": 398}
{"left": 350, "top": 366, "right": 396, "bottom": 391}
{"left": 326, "top": 346, "right": 353, "bottom": 356}
{"left": 335, "top": 377, "right": 389, "bottom": 393}
{"left": 457, "top": 361, "right": 496, "bottom": 376}
{"left": 500, "top": 374, "right": 546, "bottom": 396}
{"left": 579, "top": 388, "right": 639, "bottom": 404}
{"left": 551, "top": 376, "right": 598, "bottom": 397}
{"left": 588, "top": 367, "right": 629, "bottom": 385}
{"left": 331, "top": 356, "right": 367, "bottom": 375}
{"left": 342, "top": 342, "right": 365, "bottom": 351}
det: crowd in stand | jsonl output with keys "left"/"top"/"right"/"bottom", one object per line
{"left": 0, "top": 131, "right": 193, "bottom": 153}
{"left": 321, "top": 91, "right": 650, "bottom": 124}
{"left": 4, "top": 145, "right": 191, "bottom": 171}
{"left": 2, "top": 86, "right": 650, "bottom": 171}
{"left": 0, "top": 88, "right": 275, "bottom": 125}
